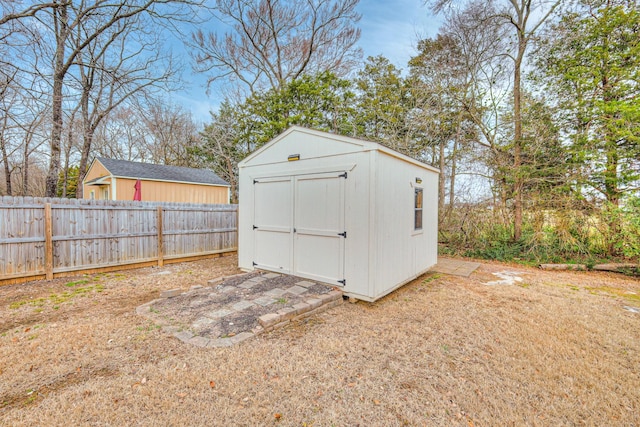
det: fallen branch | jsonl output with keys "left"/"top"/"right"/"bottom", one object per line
{"left": 592, "top": 263, "right": 639, "bottom": 272}
{"left": 539, "top": 264, "right": 587, "bottom": 271}
{"left": 539, "top": 263, "right": 639, "bottom": 273}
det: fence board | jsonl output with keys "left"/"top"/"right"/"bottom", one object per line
{"left": 0, "top": 197, "right": 238, "bottom": 283}
{"left": 0, "top": 198, "right": 47, "bottom": 278}
{"left": 162, "top": 206, "right": 237, "bottom": 258}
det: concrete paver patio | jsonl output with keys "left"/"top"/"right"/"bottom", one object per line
{"left": 137, "top": 271, "right": 343, "bottom": 348}
{"left": 137, "top": 258, "right": 482, "bottom": 348}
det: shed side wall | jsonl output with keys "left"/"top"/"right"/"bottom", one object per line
{"left": 372, "top": 152, "right": 438, "bottom": 299}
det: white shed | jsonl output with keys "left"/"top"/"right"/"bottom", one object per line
{"left": 238, "top": 126, "right": 439, "bottom": 301}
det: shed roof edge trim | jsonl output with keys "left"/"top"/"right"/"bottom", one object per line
{"left": 238, "top": 125, "right": 440, "bottom": 174}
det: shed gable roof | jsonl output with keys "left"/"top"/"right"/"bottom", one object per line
{"left": 93, "top": 157, "right": 230, "bottom": 186}
{"left": 238, "top": 126, "right": 439, "bottom": 173}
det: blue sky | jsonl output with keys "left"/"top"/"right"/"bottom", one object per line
{"left": 174, "top": 0, "right": 441, "bottom": 122}
{"left": 356, "top": 0, "right": 441, "bottom": 67}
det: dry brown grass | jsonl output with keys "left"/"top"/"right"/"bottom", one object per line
{"left": 0, "top": 255, "right": 639, "bottom": 426}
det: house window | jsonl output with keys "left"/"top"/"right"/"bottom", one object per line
{"left": 103, "top": 188, "right": 109, "bottom": 200}
{"left": 414, "top": 188, "right": 423, "bottom": 230}
{"left": 90, "top": 190, "right": 95, "bottom": 200}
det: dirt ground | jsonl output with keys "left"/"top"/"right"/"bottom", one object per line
{"left": 0, "top": 254, "right": 639, "bottom": 426}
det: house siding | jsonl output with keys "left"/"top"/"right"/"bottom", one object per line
{"left": 116, "top": 178, "right": 229, "bottom": 204}
{"left": 83, "top": 161, "right": 112, "bottom": 200}
{"left": 83, "top": 159, "right": 229, "bottom": 203}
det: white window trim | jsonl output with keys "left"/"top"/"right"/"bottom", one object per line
{"left": 413, "top": 187, "right": 424, "bottom": 235}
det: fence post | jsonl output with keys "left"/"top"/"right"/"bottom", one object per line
{"left": 44, "top": 203, "right": 53, "bottom": 280}
{"left": 157, "top": 206, "right": 164, "bottom": 267}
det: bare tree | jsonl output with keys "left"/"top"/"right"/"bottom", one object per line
{"left": 192, "top": 0, "right": 362, "bottom": 94}
{"left": 0, "top": 1, "right": 58, "bottom": 26}
{"left": 13, "top": 157, "right": 49, "bottom": 196}
{"left": 93, "top": 106, "right": 147, "bottom": 160}
{"left": 70, "top": 13, "right": 180, "bottom": 198}
{"left": 1, "top": 0, "right": 202, "bottom": 197}
{"left": 59, "top": 104, "right": 81, "bottom": 197}
{"left": 412, "top": 3, "right": 515, "bottom": 225}
{"left": 140, "top": 101, "right": 200, "bottom": 166}
{"left": 94, "top": 101, "right": 199, "bottom": 167}
{"left": 199, "top": 102, "right": 242, "bottom": 202}
{"left": 0, "top": 72, "right": 17, "bottom": 195}
{"left": 17, "top": 98, "right": 50, "bottom": 196}
{"left": 429, "top": 0, "right": 561, "bottom": 240}
{"left": 0, "top": 4, "right": 42, "bottom": 195}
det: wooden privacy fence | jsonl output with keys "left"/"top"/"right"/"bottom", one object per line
{"left": 0, "top": 196, "right": 238, "bottom": 285}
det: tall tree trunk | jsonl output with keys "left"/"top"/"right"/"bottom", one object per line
{"left": 76, "top": 126, "right": 95, "bottom": 199}
{"left": 75, "top": 78, "right": 91, "bottom": 200}
{"left": 45, "top": 2, "right": 68, "bottom": 197}
{"left": 1, "top": 138, "right": 11, "bottom": 196}
{"left": 449, "top": 138, "right": 458, "bottom": 210}
{"left": 46, "top": 73, "right": 63, "bottom": 197}
{"left": 605, "top": 148, "right": 620, "bottom": 256}
{"left": 22, "top": 137, "right": 30, "bottom": 196}
{"left": 438, "top": 138, "right": 446, "bottom": 219}
{"left": 603, "top": 76, "right": 620, "bottom": 254}
{"left": 448, "top": 111, "right": 464, "bottom": 217}
{"left": 512, "top": 32, "right": 526, "bottom": 241}
{"left": 61, "top": 112, "right": 76, "bottom": 198}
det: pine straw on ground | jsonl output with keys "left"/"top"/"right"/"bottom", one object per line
{"left": 0, "top": 255, "right": 638, "bottom": 426}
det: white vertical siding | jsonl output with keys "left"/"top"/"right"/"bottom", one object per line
{"left": 372, "top": 151, "right": 438, "bottom": 300}
{"left": 238, "top": 127, "right": 438, "bottom": 301}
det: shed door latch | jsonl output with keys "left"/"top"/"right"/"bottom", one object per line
{"left": 338, "top": 231, "right": 347, "bottom": 238}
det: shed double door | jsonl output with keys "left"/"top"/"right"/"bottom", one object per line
{"left": 253, "top": 171, "right": 346, "bottom": 285}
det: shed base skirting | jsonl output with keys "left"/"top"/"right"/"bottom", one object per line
{"left": 244, "top": 262, "right": 437, "bottom": 303}
{"left": 343, "top": 263, "right": 437, "bottom": 302}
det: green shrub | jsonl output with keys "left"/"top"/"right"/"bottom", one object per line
{"left": 439, "top": 200, "right": 639, "bottom": 265}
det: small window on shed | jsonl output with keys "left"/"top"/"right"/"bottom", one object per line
{"left": 414, "top": 188, "right": 423, "bottom": 230}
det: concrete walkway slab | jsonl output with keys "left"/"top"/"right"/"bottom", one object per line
{"left": 431, "top": 257, "right": 481, "bottom": 277}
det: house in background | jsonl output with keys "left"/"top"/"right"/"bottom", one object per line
{"left": 82, "top": 157, "right": 230, "bottom": 204}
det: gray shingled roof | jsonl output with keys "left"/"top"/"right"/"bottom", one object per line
{"left": 95, "top": 157, "right": 229, "bottom": 186}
